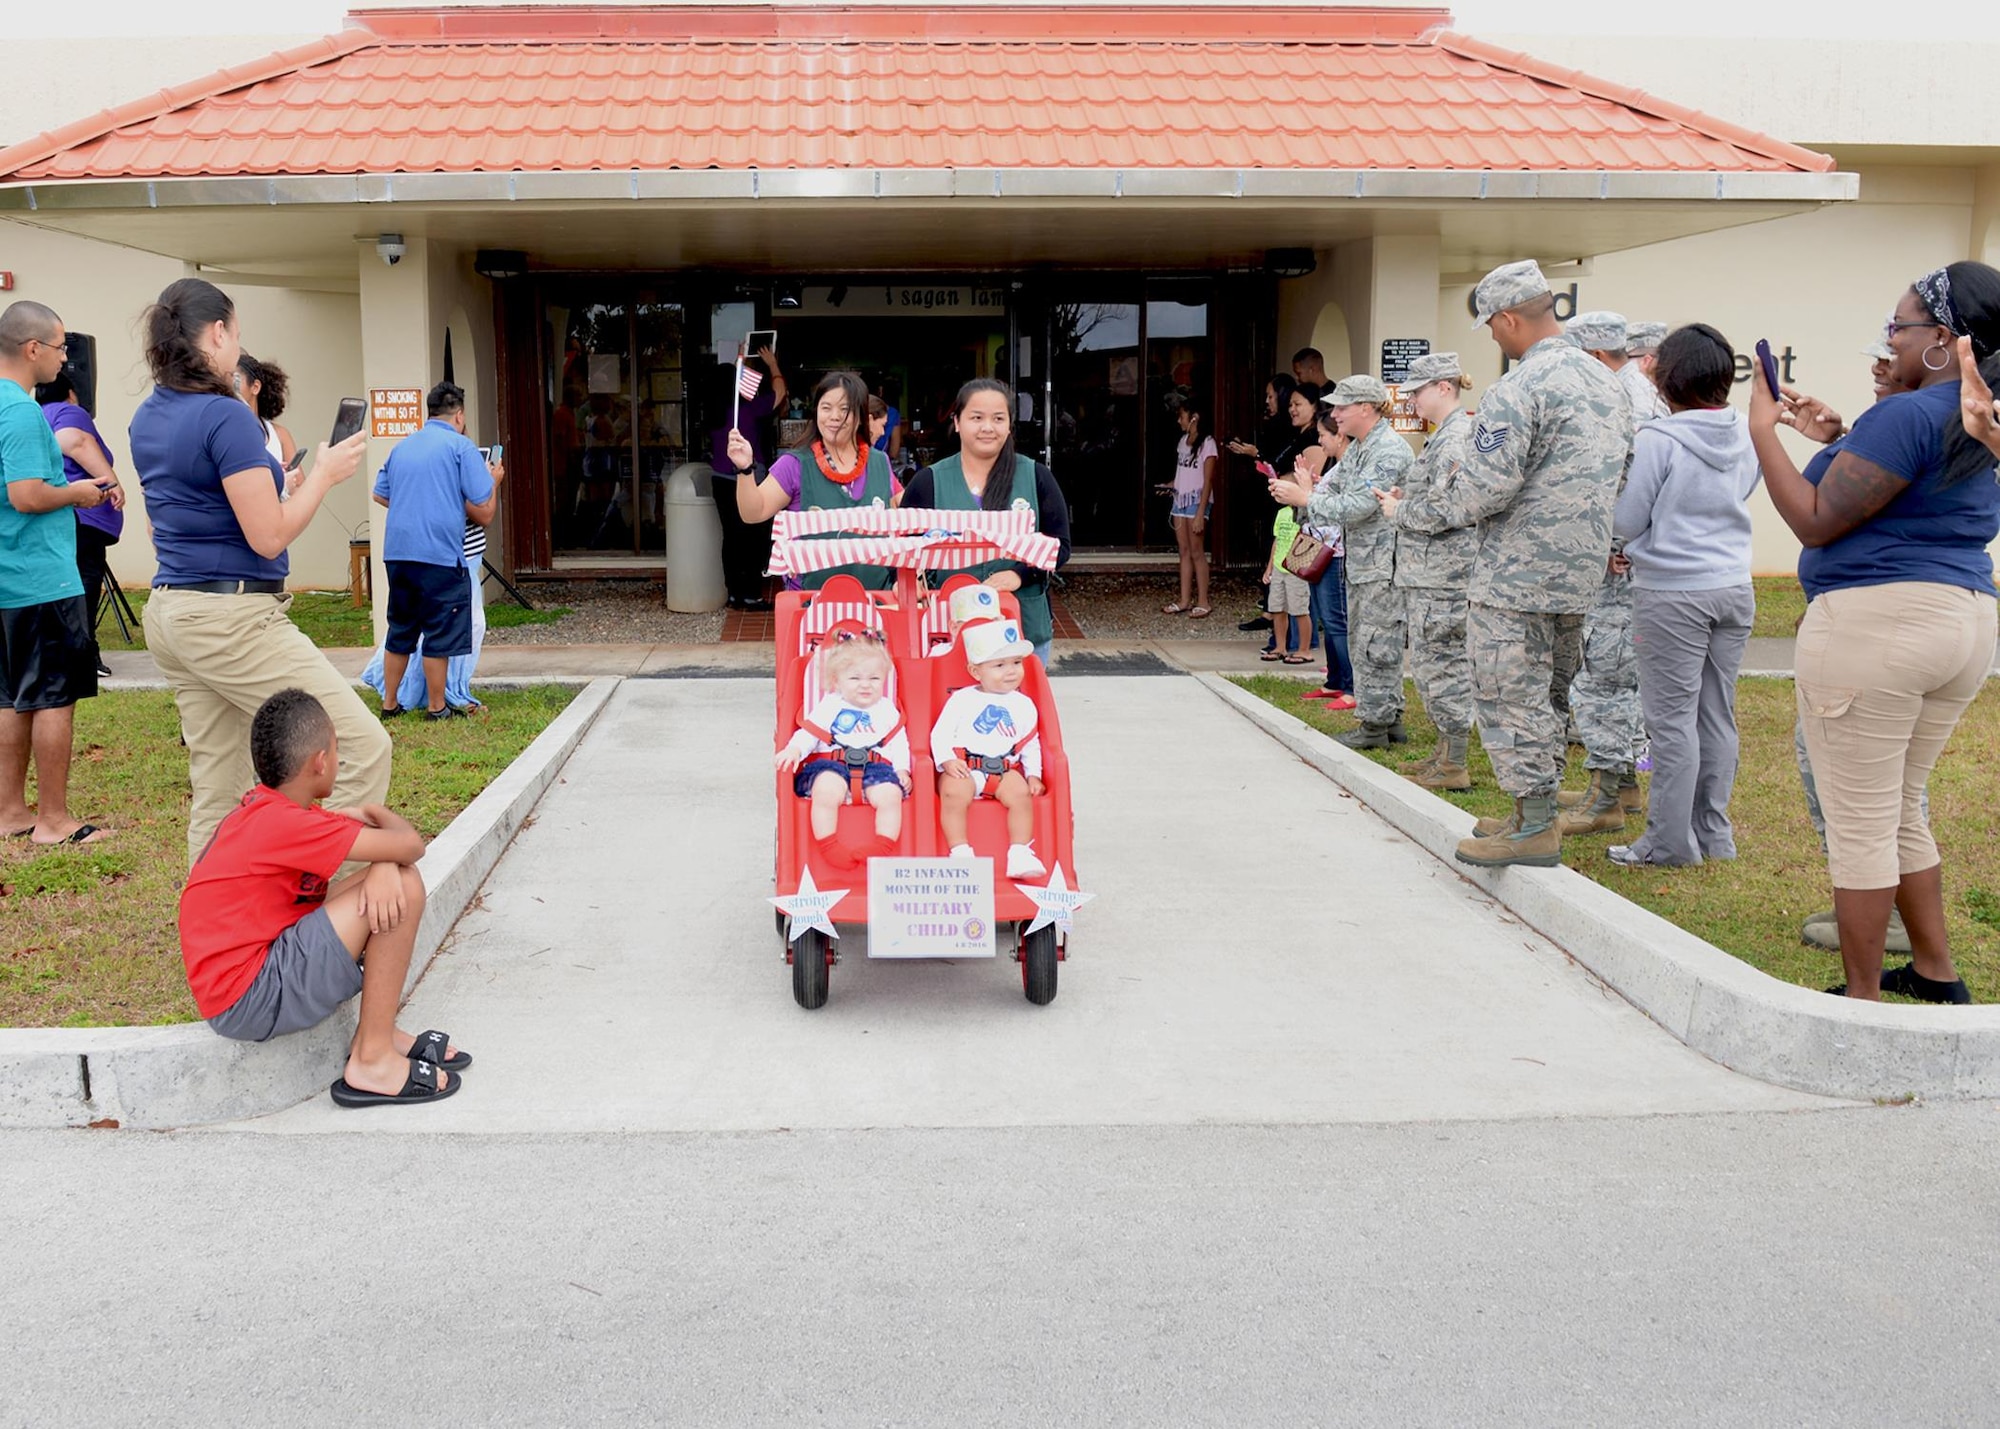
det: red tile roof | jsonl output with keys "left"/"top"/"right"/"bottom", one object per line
{"left": 0, "top": 6, "right": 1836, "bottom": 183}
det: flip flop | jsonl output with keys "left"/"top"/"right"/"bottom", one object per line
{"left": 1282, "top": 654, "right": 1311, "bottom": 664}
{"left": 1162, "top": 602, "right": 1189, "bottom": 615}
{"left": 408, "top": 1028, "right": 472, "bottom": 1073}
{"left": 31, "top": 823, "right": 111, "bottom": 847}
{"left": 5, "top": 826, "right": 32, "bottom": 839}
{"left": 329, "top": 1059, "right": 459, "bottom": 1108}
{"left": 1189, "top": 606, "right": 1213, "bottom": 619}
{"left": 1259, "top": 649, "right": 1283, "bottom": 661}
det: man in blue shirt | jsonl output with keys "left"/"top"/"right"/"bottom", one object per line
{"left": 0, "top": 300, "right": 114, "bottom": 844}
{"left": 372, "top": 382, "right": 495, "bottom": 720}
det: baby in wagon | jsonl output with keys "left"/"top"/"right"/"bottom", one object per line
{"left": 931, "top": 582, "right": 1004, "bottom": 655}
{"left": 777, "top": 633, "right": 911, "bottom": 868}
{"left": 931, "top": 618, "right": 1047, "bottom": 880}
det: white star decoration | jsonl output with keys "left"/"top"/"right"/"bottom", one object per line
{"left": 1022, "top": 862, "right": 1094, "bottom": 936}
{"left": 771, "top": 867, "right": 842, "bottom": 943}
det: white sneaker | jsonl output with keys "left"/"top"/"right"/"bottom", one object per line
{"left": 949, "top": 843, "right": 975, "bottom": 860}
{"left": 1006, "top": 843, "right": 1047, "bottom": 880}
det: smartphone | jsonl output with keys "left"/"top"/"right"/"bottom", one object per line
{"left": 330, "top": 396, "right": 367, "bottom": 446}
{"left": 284, "top": 448, "right": 306, "bottom": 473}
{"left": 1754, "top": 340, "right": 1781, "bottom": 400}
{"left": 1255, "top": 460, "right": 1278, "bottom": 481}
{"left": 488, "top": 442, "right": 503, "bottom": 465}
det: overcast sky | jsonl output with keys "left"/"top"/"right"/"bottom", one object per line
{"left": 11, "top": 0, "right": 1993, "bottom": 40}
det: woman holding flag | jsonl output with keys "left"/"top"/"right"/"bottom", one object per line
{"left": 709, "top": 343, "right": 785, "bottom": 609}
{"left": 730, "top": 370, "right": 901, "bottom": 590}
{"left": 899, "top": 379, "right": 1072, "bottom": 665}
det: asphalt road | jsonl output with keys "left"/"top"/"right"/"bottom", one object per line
{"left": 7, "top": 1104, "right": 2000, "bottom": 1427}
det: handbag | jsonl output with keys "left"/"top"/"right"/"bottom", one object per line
{"left": 1281, "top": 526, "right": 1334, "bottom": 582}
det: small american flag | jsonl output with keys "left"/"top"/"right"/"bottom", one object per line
{"left": 736, "top": 360, "right": 764, "bottom": 400}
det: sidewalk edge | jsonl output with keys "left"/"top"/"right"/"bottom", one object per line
{"left": 0, "top": 677, "right": 622, "bottom": 1130}
{"left": 1196, "top": 672, "right": 2000, "bottom": 1103}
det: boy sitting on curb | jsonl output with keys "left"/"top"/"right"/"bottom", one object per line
{"left": 932, "top": 618, "right": 1046, "bottom": 880}
{"left": 178, "top": 687, "right": 468, "bottom": 1108}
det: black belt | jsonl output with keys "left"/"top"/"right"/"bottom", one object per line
{"left": 154, "top": 580, "right": 286, "bottom": 595}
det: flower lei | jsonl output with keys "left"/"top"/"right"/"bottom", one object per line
{"left": 811, "top": 439, "right": 868, "bottom": 486}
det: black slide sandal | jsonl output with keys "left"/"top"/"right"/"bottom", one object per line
{"left": 409, "top": 1028, "right": 472, "bottom": 1072}
{"left": 329, "top": 1059, "right": 459, "bottom": 1108}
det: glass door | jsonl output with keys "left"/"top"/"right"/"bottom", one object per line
{"left": 1041, "top": 284, "right": 1143, "bottom": 548}
{"left": 543, "top": 280, "right": 685, "bottom": 558}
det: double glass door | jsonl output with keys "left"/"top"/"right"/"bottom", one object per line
{"left": 543, "top": 283, "right": 686, "bottom": 556}
{"left": 1014, "top": 278, "right": 1213, "bottom": 549}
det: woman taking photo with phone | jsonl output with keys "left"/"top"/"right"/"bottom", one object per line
{"left": 1748, "top": 261, "right": 2000, "bottom": 1003}
{"left": 900, "top": 378, "right": 1072, "bottom": 665}
{"left": 729, "top": 371, "right": 898, "bottom": 591}
{"left": 128, "top": 278, "right": 383, "bottom": 864}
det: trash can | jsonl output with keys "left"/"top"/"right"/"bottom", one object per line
{"left": 664, "top": 463, "right": 728, "bottom": 612}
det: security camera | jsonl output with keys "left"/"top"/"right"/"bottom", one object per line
{"left": 376, "top": 233, "right": 407, "bottom": 266}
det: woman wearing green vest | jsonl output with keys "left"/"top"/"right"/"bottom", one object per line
{"left": 899, "top": 378, "right": 1072, "bottom": 665}
{"left": 729, "top": 370, "right": 899, "bottom": 591}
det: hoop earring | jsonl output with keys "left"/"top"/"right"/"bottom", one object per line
{"left": 1923, "top": 341, "right": 1953, "bottom": 372}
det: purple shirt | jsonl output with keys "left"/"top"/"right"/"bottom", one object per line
{"left": 43, "top": 401, "right": 124, "bottom": 539}
{"left": 709, "top": 385, "right": 778, "bottom": 476}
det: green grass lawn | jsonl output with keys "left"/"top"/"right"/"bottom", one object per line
{"left": 1237, "top": 674, "right": 2000, "bottom": 1003}
{"left": 0, "top": 685, "right": 577, "bottom": 1029}
{"left": 1752, "top": 575, "right": 1807, "bottom": 638}
{"left": 96, "top": 588, "right": 569, "bottom": 652}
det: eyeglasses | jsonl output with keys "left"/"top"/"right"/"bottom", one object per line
{"left": 27, "top": 337, "right": 67, "bottom": 354}
{"left": 1882, "top": 318, "right": 1941, "bottom": 342}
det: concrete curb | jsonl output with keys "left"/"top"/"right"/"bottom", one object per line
{"left": 1196, "top": 672, "right": 2000, "bottom": 1102}
{"left": 0, "top": 676, "right": 621, "bottom": 1130}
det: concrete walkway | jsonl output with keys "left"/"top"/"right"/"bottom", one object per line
{"left": 243, "top": 672, "right": 1824, "bottom": 1134}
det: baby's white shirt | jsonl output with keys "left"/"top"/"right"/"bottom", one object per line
{"left": 785, "top": 693, "right": 910, "bottom": 773}
{"left": 930, "top": 687, "right": 1042, "bottom": 777}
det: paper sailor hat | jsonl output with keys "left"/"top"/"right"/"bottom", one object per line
{"left": 947, "top": 583, "right": 1003, "bottom": 629}
{"left": 962, "top": 618, "right": 1035, "bottom": 666}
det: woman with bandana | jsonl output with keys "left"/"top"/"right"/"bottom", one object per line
{"left": 1748, "top": 261, "right": 2000, "bottom": 1004}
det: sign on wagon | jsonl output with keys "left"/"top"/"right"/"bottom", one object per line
{"left": 867, "top": 858, "right": 997, "bottom": 959}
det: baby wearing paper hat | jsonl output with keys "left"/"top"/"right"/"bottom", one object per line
{"left": 932, "top": 582, "right": 1004, "bottom": 656}
{"left": 930, "top": 619, "right": 1048, "bottom": 880}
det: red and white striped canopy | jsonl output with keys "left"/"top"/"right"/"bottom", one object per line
{"left": 769, "top": 506, "right": 1061, "bottom": 578}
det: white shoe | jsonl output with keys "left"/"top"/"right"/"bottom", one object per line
{"left": 1006, "top": 843, "right": 1047, "bottom": 880}
{"left": 949, "top": 843, "right": 975, "bottom": 860}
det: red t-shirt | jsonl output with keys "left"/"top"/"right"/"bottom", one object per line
{"left": 179, "top": 786, "right": 361, "bottom": 1018}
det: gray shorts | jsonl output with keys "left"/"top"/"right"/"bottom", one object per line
{"left": 1267, "top": 571, "right": 1311, "bottom": 616}
{"left": 207, "top": 907, "right": 362, "bottom": 1043}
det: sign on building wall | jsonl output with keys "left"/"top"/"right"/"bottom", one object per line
{"left": 368, "top": 388, "right": 423, "bottom": 439}
{"left": 795, "top": 284, "right": 1006, "bottom": 318}
{"left": 1379, "top": 338, "right": 1431, "bottom": 384}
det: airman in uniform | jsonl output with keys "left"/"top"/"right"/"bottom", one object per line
{"left": 1389, "top": 351, "right": 1479, "bottom": 791}
{"left": 1379, "top": 262, "right": 1632, "bottom": 867}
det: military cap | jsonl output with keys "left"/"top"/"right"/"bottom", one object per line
{"left": 1566, "top": 311, "right": 1629, "bottom": 353}
{"left": 1401, "top": 351, "right": 1463, "bottom": 386}
{"left": 1323, "top": 373, "right": 1391, "bottom": 406}
{"left": 1626, "top": 321, "right": 1669, "bottom": 355}
{"left": 1470, "top": 259, "right": 1552, "bottom": 328}
{"left": 1861, "top": 339, "right": 1893, "bottom": 361}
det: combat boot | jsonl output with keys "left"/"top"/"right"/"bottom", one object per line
{"left": 1557, "top": 766, "right": 1631, "bottom": 835}
{"left": 1338, "top": 722, "right": 1399, "bottom": 750}
{"left": 1403, "top": 743, "right": 1442, "bottom": 775}
{"left": 1562, "top": 766, "right": 1645, "bottom": 816}
{"left": 1413, "top": 732, "right": 1472, "bottom": 792}
{"left": 1470, "top": 804, "right": 1519, "bottom": 838}
{"left": 1387, "top": 720, "right": 1409, "bottom": 744}
{"left": 1456, "top": 795, "right": 1562, "bottom": 868}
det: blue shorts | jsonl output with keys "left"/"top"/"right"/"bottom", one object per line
{"left": 1169, "top": 489, "right": 1212, "bottom": 520}
{"left": 796, "top": 757, "right": 903, "bottom": 797}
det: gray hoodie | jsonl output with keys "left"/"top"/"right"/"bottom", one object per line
{"left": 1613, "top": 408, "right": 1762, "bottom": 591}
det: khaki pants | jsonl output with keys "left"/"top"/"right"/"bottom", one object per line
{"left": 145, "top": 588, "right": 393, "bottom": 865}
{"left": 1795, "top": 581, "right": 1996, "bottom": 890}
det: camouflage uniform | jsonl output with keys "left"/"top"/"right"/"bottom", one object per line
{"left": 1391, "top": 333, "right": 1632, "bottom": 798}
{"left": 1393, "top": 405, "right": 1476, "bottom": 737}
{"left": 1307, "top": 388, "right": 1413, "bottom": 730}
{"left": 1563, "top": 319, "right": 1664, "bottom": 775}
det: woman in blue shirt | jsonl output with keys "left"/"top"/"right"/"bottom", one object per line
{"left": 127, "top": 278, "right": 384, "bottom": 866}
{"left": 1749, "top": 261, "right": 2000, "bottom": 1003}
